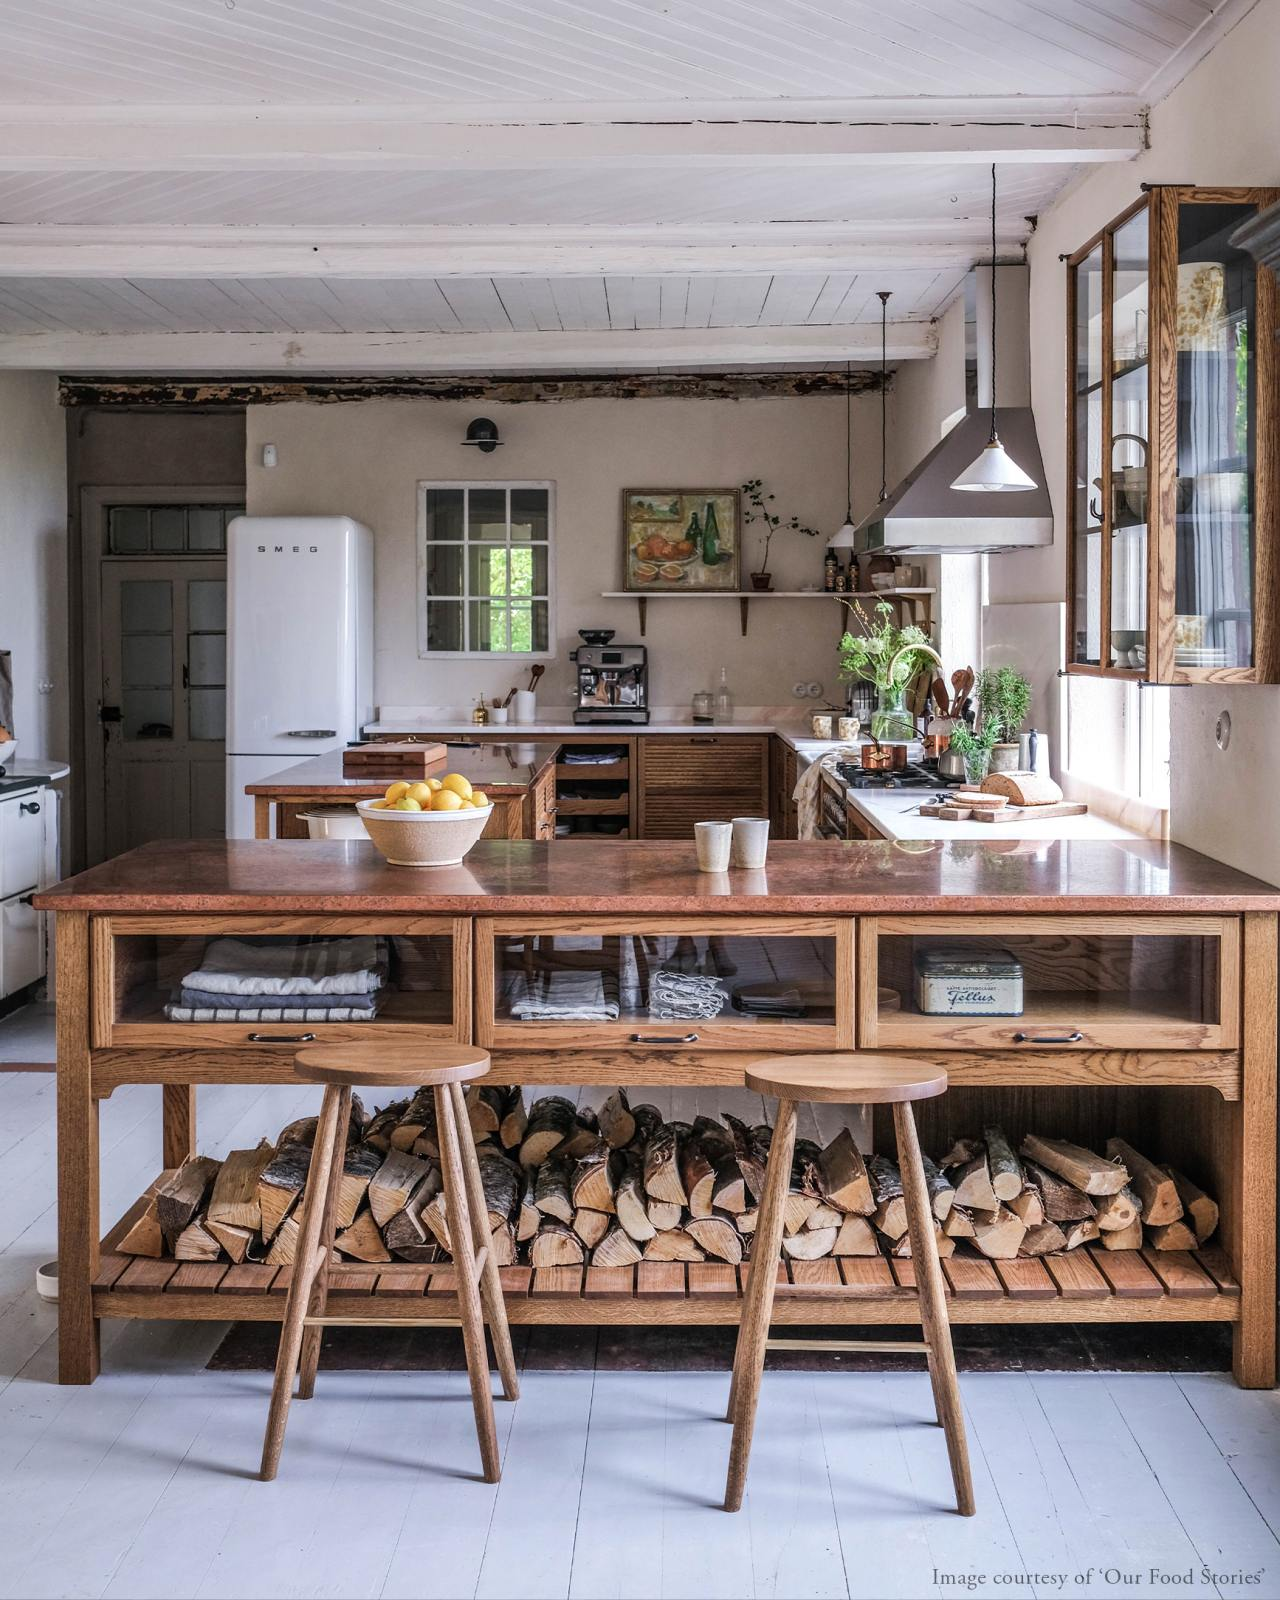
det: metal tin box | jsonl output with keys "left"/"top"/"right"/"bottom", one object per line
{"left": 914, "top": 948, "right": 1024, "bottom": 1016}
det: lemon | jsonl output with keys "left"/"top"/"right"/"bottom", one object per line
{"left": 470, "top": 790, "right": 488, "bottom": 809}
{"left": 441, "top": 772, "right": 473, "bottom": 801}
{"left": 426, "top": 777, "right": 444, "bottom": 791}
{"left": 395, "top": 796, "right": 423, "bottom": 811}
{"left": 366, "top": 799, "right": 386, "bottom": 809}
{"left": 384, "top": 781, "right": 410, "bottom": 803}
{"left": 431, "top": 788, "right": 465, "bottom": 812}
{"left": 407, "top": 781, "right": 433, "bottom": 803}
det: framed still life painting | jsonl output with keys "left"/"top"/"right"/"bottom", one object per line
{"left": 622, "top": 489, "right": 740, "bottom": 592}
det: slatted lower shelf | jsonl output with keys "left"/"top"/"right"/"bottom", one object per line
{"left": 92, "top": 1242, "right": 1241, "bottom": 1325}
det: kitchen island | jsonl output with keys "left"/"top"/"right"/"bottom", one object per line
{"left": 37, "top": 838, "right": 1278, "bottom": 1389}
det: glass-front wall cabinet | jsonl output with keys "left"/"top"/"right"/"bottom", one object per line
{"left": 1067, "top": 186, "right": 1278, "bottom": 682}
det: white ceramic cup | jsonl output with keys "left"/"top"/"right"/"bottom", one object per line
{"left": 694, "top": 820, "right": 733, "bottom": 872}
{"left": 489, "top": 705, "right": 509, "bottom": 724}
{"left": 730, "top": 816, "right": 770, "bottom": 869}
{"left": 513, "top": 690, "right": 537, "bottom": 724}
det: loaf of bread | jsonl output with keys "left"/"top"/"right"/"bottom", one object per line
{"left": 980, "top": 771, "right": 1064, "bottom": 806}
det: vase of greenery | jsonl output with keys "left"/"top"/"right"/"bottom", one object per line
{"left": 838, "top": 600, "right": 941, "bottom": 743}
{"left": 976, "top": 665, "right": 1032, "bottom": 773}
{"left": 741, "top": 478, "right": 820, "bottom": 591}
{"left": 947, "top": 721, "right": 999, "bottom": 786}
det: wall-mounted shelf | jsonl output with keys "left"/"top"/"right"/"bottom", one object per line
{"left": 600, "top": 588, "right": 935, "bottom": 637}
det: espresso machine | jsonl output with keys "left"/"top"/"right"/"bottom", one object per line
{"left": 570, "top": 629, "right": 649, "bottom": 724}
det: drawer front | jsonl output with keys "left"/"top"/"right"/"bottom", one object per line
{"left": 859, "top": 914, "right": 1239, "bottom": 1051}
{"left": 639, "top": 735, "right": 768, "bottom": 792}
{"left": 641, "top": 790, "right": 763, "bottom": 838}
{"left": 1, "top": 893, "right": 44, "bottom": 996}
{"left": 0, "top": 792, "right": 44, "bottom": 898}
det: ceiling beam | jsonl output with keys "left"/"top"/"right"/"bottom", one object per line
{"left": 0, "top": 322, "right": 936, "bottom": 373}
{"left": 0, "top": 223, "right": 1025, "bottom": 280}
{"left": 0, "top": 97, "right": 1145, "bottom": 173}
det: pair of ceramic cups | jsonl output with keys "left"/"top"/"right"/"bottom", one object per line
{"left": 694, "top": 817, "right": 769, "bottom": 872}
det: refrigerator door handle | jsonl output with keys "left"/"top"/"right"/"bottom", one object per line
{"left": 284, "top": 728, "right": 338, "bottom": 738}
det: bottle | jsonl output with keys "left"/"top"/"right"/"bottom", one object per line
{"left": 823, "top": 548, "right": 838, "bottom": 591}
{"left": 472, "top": 695, "right": 489, "bottom": 726}
{"left": 715, "top": 665, "right": 733, "bottom": 723}
{"left": 701, "top": 500, "right": 721, "bottom": 566}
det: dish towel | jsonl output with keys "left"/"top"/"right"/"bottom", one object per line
{"left": 793, "top": 745, "right": 862, "bottom": 840}
{"left": 649, "top": 969, "right": 727, "bottom": 1021}
{"left": 176, "top": 986, "right": 380, "bottom": 1012}
{"left": 181, "top": 936, "right": 388, "bottom": 996}
{"left": 506, "top": 967, "right": 621, "bottom": 1022}
{"left": 164, "top": 1000, "right": 379, "bottom": 1023}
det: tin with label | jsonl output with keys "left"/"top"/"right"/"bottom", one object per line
{"left": 914, "top": 948, "right": 1024, "bottom": 1016}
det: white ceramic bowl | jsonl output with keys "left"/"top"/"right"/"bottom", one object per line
{"left": 356, "top": 798, "right": 494, "bottom": 866}
{"left": 299, "top": 806, "right": 368, "bottom": 840}
{"left": 0, "top": 738, "right": 16, "bottom": 769}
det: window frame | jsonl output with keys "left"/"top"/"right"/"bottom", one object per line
{"left": 416, "top": 480, "right": 556, "bottom": 660}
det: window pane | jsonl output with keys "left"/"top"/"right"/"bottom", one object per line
{"left": 426, "top": 543, "right": 464, "bottom": 596}
{"left": 511, "top": 488, "right": 549, "bottom": 541}
{"left": 122, "top": 635, "right": 172, "bottom": 687}
{"left": 189, "top": 506, "right": 230, "bottom": 551}
{"left": 470, "top": 487, "right": 507, "bottom": 541}
{"left": 123, "top": 691, "right": 173, "bottom": 741}
{"left": 426, "top": 600, "right": 463, "bottom": 651}
{"left": 469, "top": 545, "right": 509, "bottom": 597}
{"left": 509, "top": 544, "right": 548, "bottom": 596}
{"left": 188, "top": 580, "right": 226, "bottom": 632}
{"left": 121, "top": 579, "right": 172, "bottom": 634}
{"left": 189, "top": 688, "right": 226, "bottom": 741}
{"left": 530, "top": 600, "right": 550, "bottom": 652}
{"left": 425, "top": 488, "right": 464, "bottom": 541}
{"left": 468, "top": 601, "right": 509, "bottom": 651}
{"left": 188, "top": 633, "right": 225, "bottom": 686}
{"left": 151, "top": 507, "right": 186, "bottom": 552}
{"left": 109, "top": 507, "right": 149, "bottom": 554}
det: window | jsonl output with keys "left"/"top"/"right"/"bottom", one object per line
{"left": 1064, "top": 675, "right": 1170, "bottom": 811}
{"left": 417, "top": 482, "right": 554, "bottom": 656}
{"left": 106, "top": 504, "right": 241, "bottom": 555}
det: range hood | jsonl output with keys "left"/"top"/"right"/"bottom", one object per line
{"left": 854, "top": 266, "right": 1052, "bottom": 555}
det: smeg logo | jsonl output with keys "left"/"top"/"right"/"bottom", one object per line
{"left": 256, "top": 545, "right": 320, "bottom": 553}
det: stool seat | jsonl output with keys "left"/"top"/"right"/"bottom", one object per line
{"left": 293, "top": 1042, "right": 490, "bottom": 1088}
{"left": 744, "top": 1052, "right": 947, "bottom": 1104}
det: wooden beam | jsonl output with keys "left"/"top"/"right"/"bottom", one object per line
{"left": 0, "top": 322, "right": 936, "bottom": 374}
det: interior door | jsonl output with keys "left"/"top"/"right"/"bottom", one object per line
{"left": 100, "top": 560, "right": 227, "bottom": 854}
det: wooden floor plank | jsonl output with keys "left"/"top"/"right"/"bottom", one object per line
{"left": 687, "top": 1262, "right": 739, "bottom": 1296}
{"left": 784, "top": 1258, "right": 842, "bottom": 1294}
{"left": 1140, "top": 1246, "right": 1217, "bottom": 1299}
{"left": 1043, "top": 1250, "right": 1108, "bottom": 1300}
{"left": 890, "top": 1256, "right": 951, "bottom": 1294}
{"left": 114, "top": 1259, "right": 179, "bottom": 1294}
{"left": 375, "top": 1265, "right": 432, "bottom": 1297}
{"left": 839, "top": 1256, "right": 899, "bottom": 1294}
{"left": 531, "top": 1265, "right": 584, "bottom": 1298}
{"left": 943, "top": 1254, "right": 1003, "bottom": 1299}
{"left": 635, "top": 1262, "right": 685, "bottom": 1298}
{"left": 992, "top": 1258, "right": 1057, "bottom": 1300}
{"left": 219, "top": 1263, "right": 277, "bottom": 1294}
{"left": 498, "top": 1265, "right": 533, "bottom": 1297}
{"left": 167, "top": 1262, "right": 228, "bottom": 1294}
{"left": 1089, "top": 1246, "right": 1162, "bottom": 1299}
{"left": 91, "top": 1253, "right": 130, "bottom": 1291}
{"left": 1193, "top": 1244, "right": 1241, "bottom": 1296}
{"left": 584, "top": 1265, "right": 635, "bottom": 1298}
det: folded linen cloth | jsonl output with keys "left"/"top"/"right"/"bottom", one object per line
{"left": 793, "top": 746, "right": 862, "bottom": 840}
{"left": 177, "top": 985, "right": 379, "bottom": 1012}
{"left": 164, "top": 1000, "right": 379, "bottom": 1023}
{"left": 182, "top": 936, "right": 387, "bottom": 997}
{"left": 649, "top": 968, "right": 727, "bottom": 1021}
{"left": 506, "top": 966, "right": 621, "bottom": 1022}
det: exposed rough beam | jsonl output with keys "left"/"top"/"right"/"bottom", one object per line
{"left": 0, "top": 98, "right": 1145, "bottom": 173}
{"left": 0, "top": 323, "right": 936, "bottom": 373}
{"left": 0, "top": 224, "right": 1027, "bottom": 280}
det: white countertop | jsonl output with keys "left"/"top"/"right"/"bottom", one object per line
{"left": 365, "top": 717, "right": 804, "bottom": 738}
{"left": 843, "top": 786, "right": 1141, "bottom": 842}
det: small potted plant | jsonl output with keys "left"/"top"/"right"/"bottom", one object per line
{"left": 838, "top": 599, "right": 941, "bottom": 743}
{"left": 976, "top": 665, "right": 1032, "bottom": 773}
{"left": 741, "top": 478, "right": 820, "bottom": 591}
{"left": 947, "top": 721, "right": 1000, "bottom": 786}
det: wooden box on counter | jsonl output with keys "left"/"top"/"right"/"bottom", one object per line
{"left": 341, "top": 742, "right": 447, "bottom": 777}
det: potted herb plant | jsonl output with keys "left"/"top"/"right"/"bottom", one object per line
{"left": 947, "top": 721, "right": 1000, "bottom": 786}
{"left": 838, "top": 600, "right": 941, "bottom": 742}
{"left": 741, "top": 478, "right": 820, "bottom": 591}
{"left": 976, "top": 666, "right": 1032, "bottom": 773}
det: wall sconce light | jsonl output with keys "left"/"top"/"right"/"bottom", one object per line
{"left": 461, "top": 417, "right": 502, "bottom": 453}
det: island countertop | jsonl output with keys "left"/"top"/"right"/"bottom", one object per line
{"left": 245, "top": 742, "right": 561, "bottom": 799}
{"left": 35, "top": 837, "right": 1280, "bottom": 914}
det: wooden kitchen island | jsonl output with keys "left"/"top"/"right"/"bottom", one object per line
{"left": 37, "top": 838, "right": 1279, "bottom": 1387}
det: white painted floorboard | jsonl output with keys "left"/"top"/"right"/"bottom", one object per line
{"left": 0, "top": 1014, "right": 1278, "bottom": 1600}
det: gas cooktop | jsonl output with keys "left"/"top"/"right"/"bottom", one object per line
{"left": 835, "top": 758, "right": 956, "bottom": 791}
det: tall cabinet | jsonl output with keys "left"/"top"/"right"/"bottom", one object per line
{"left": 1066, "top": 185, "right": 1280, "bottom": 683}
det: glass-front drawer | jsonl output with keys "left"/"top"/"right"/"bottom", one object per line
{"left": 860, "top": 915, "right": 1238, "bottom": 1050}
{"left": 478, "top": 916, "right": 852, "bottom": 1050}
{"left": 92, "top": 915, "right": 469, "bottom": 1047}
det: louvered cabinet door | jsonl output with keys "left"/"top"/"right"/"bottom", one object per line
{"left": 637, "top": 735, "right": 769, "bottom": 838}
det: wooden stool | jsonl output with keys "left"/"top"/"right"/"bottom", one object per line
{"left": 259, "top": 1043, "right": 519, "bottom": 1484}
{"left": 724, "top": 1053, "right": 974, "bottom": 1517}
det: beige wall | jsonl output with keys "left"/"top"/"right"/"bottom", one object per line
{"left": 245, "top": 393, "right": 883, "bottom": 713}
{"left": 0, "top": 373, "right": 67, "bottom": 762}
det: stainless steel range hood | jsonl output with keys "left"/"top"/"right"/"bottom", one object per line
{"left": 854, "top": 266, "right": 1052, "bottom": 555}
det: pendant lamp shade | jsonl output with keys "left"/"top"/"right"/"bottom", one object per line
{"left": 828, "top": 519, "right": 858, "bottom": 548}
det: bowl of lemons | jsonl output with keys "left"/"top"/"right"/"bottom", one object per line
{"left": 356, "top": 774, "right": 493, "bottom": 866}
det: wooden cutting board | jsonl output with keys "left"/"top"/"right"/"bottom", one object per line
{"left": 970, "top": 801, "right": 1087, "bottom": 824}
{"left": 342, "top": 741, "right": 447, "bottom": 776}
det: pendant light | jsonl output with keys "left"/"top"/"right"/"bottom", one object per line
{"left": 951, "top": 164, "right": 1037, "bottom": 493}
{"left": 828, "top": 358, "right": 858, "bottom": 548}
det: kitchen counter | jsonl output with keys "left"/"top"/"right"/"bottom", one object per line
{"left": 844, "top": 786, "right": 1142, "bottom": 843}
{"left": 0, "top": 757, "right": 70, "bottom": 796}
{"left": 364, "top": 717, "right": 790, "bottom": 737}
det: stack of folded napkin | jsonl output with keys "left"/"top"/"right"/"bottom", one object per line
{"left": 165, "top": 936, "right": 388, "bottom": 1023}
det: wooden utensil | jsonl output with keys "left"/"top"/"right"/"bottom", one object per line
{"left": 931, "top": 677, "right": 950, "bottom": 717}
{"left": 501, "top": 686, "right": 519, "bottom": 708}
{"left": 527, "top": 663, "right": 545, "bottom": 693}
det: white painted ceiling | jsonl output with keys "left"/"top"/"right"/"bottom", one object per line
{"left": 0, "top": 0, "right": 1256, "bottom": 371}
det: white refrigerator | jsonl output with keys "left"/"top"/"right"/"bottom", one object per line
{"left": 225, "top": 516, "right": 374, "bottom": 839}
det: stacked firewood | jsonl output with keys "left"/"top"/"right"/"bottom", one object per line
{"left": 116, "top": 1092, "right": 1219, "bottom": 1268}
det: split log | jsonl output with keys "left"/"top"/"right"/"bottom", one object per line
{"left": 597, "top": 1088, "right": 636, "bottom": 1149}
{"left": 1060, "top": 1218, "right": 1100, "bottom": 1250}
{"left": 723, "top": 1113, "right": 771, "bottom": 1201}
{"left": 890, "top": 1225, "right": 955, "bottom": 1259}
{"left": 276, "top": 1114, "right": 318, "bottom": 1149}
{"left": 868, "top": 1155, "right": 907, "bottom": 1239}
{"left": 938, "top": 1136, "right": 983, "bottom": 1170}
{"left": 783, "top": 1226, "right": 838, "bottom": 1259}
{"left": 391, "top": 1088, "right": 437, "bottom": 1154}
{"left": 783, "top": 1193, "right": 819, "bottom": 1235}
{"left": 206, "top": 1141, "right": 274, "bottom": 1231}
{"left": 1105, "top": 1139, "right": 1180, "bottom": 1225}
{"left": 421, "top": 1184, "right": 453, "bottom": 1254}
{"left": 738, "top": 1208, "right": 758, "bottom": 1234}
{"left": 337, "top": 1207, "right": 391, "bottom": 1262}
{"left": 627, "top": 1102, "right": 663, "bottom": 1153}
{"left": 1023, "top": 1160, "right": 1097, "bottom": 1223}
{"left": 530, "top": 1223, "right": 585, "bottom": 1268}
{"left": 478, "top": 1149, "right": 520, "bottom": 1231}
{"left": 561, "top": 1110, "right": 604, "bottom": 1162}
{"left": 517, "top": 1169, "right": 541, "bottom": 1242}
{"left": 1094, "top": 1186, "right": 1140, "bottom": 1234}
{"left": 644, "top": 1121, "right": 689, "bottom": 1206}
{"left": 592, "top": 1225, "right": 643, "bottom": 1268}
{"left": 382, "top": 1169, "right": 443, "bottom": 1259}
{"left": 806, "top": 1202, "right": 843, "bottom": 1231}
{"left": 615, "top": 1155, "right": 657, "bottom": 1242}
{"left": 257, "top": 1143, "right": 313, "bottom": 1243}
{"left": 1147, "top": 1220, "right": 1199, "bottom": 1251}
{"left": 156, "top": 1156, "right": 221, "bottom": 1241}
{"left": 520, "top": 1095, "right": 579, "bottom": 1166}
{"left": 534, "top": 1158, "right": 574, "bottom": 1224}
{"left": 465, "top": 1086, "right": 506, "bottom": 1140}
{"left": 367, "top": 1147, "right": 428, "bottom": 1228}
{"left": 1018, "top": 1222, "right": 1068, "bottom": 1257}
{"left": 118, "top": 1199, "right": 164, "bottom": 1258}
{"left": 952, "top": 1152, "right": 999, "bottom": 1212}
{"left": 680, "top": 1118, "right": 734, "bottom": 1218}
{"left": 362, "top": 1100, "right": 409, "bottom": 1151}
{"left": 647, "top": 1198, "right": 683, "bottom": 1232}
{"left": 921, "top": 1154, "right": 956, "bottom": 1220}
{"left": 942, "top": 1205, "right": 976, "bottom": 1239}
{"left": 1162, "top": 1167, "right": 1218, "bottom": 1243}
{"left": 573, "top": 1209, "right": 611, "bottom": 1249}
{"left": 1021, "top": 1134, "right": 1128, "bottom": 1196}
{"left": 685, "top": 1215, "right": 744, "bottom": 1264}
{"left": 206, "top": 1220, "right": 253, "bottom": 1262}
{"left": 982, "top": 1126, "right": 1023, "bottom": 1202}
{"left": 710, "top": 1162, "right": 748, "bottom": 1215}
{"left": 831, "top": 1214, "right": 878, "bottom": 1256}
{"left": 644, "top": 1229, "right": 705, "bottom": 1262}
{"left": 1007, "top": 1185, "right": 1045, "bottom": 1228}
{"left": 1100, "top": 1217, "right": 1144, "bottom": 1250}
{"left": 265, "top": 1213, "right": 300, "bottom": 1266}
{"left": 571, "top": 1142, "right": 617, "bottom": 1214}
{"left": 337, "top": 1143, "right": 387, "bottom": 1229}
{"left": 818, "top": 1129, "right": 874, "bottom": 1214}
{"left": 970, "top": 1205, "right": 1027, "bottom": 1260}
{"left": 498, "top": 1087, "right": 528, "bottom": 1152}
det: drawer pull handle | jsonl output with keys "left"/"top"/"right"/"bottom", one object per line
{"left": 247, "top": 1031, "right": 318, "bottom": 1043}
{"left": 629, "top": 1031, "right": 699, "bottom": 1045}
{"left": 689, "top": 737, "right": 718, "bottom": 745}
{"left": 19, "top": 801, "right": 40, "bottom": 815}
{"left": 1012, "top": 1030, "right": 1084, "bottom": 1044}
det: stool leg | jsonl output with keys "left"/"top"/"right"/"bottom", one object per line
{"left": 449, "top": 1081, "right": 520, "bottom": 1401}
{"left": 435, "top": 1083, "right": 502, "bottom": 1484}
{"left": 260, "top": 1084, "right": 344, "bottom": 1482}
{"left": 894, "top": 1101, "right": 975, "bottom": 1517}
{"left": 297, "top": 1086, "right": 352, "bottom": 1400}
{"left": 723, "top": 1096, "right": 797, "bottom": 1513}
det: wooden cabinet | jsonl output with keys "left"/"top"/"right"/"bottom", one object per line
{"left": 1066, "top": 185, "right": 1280, "bottom": 682}
{"left": 637, "top": 734, "right": 769, "bottom": 836}
{"left": 769, "top": 736, "right": 798, "bottom": 838}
